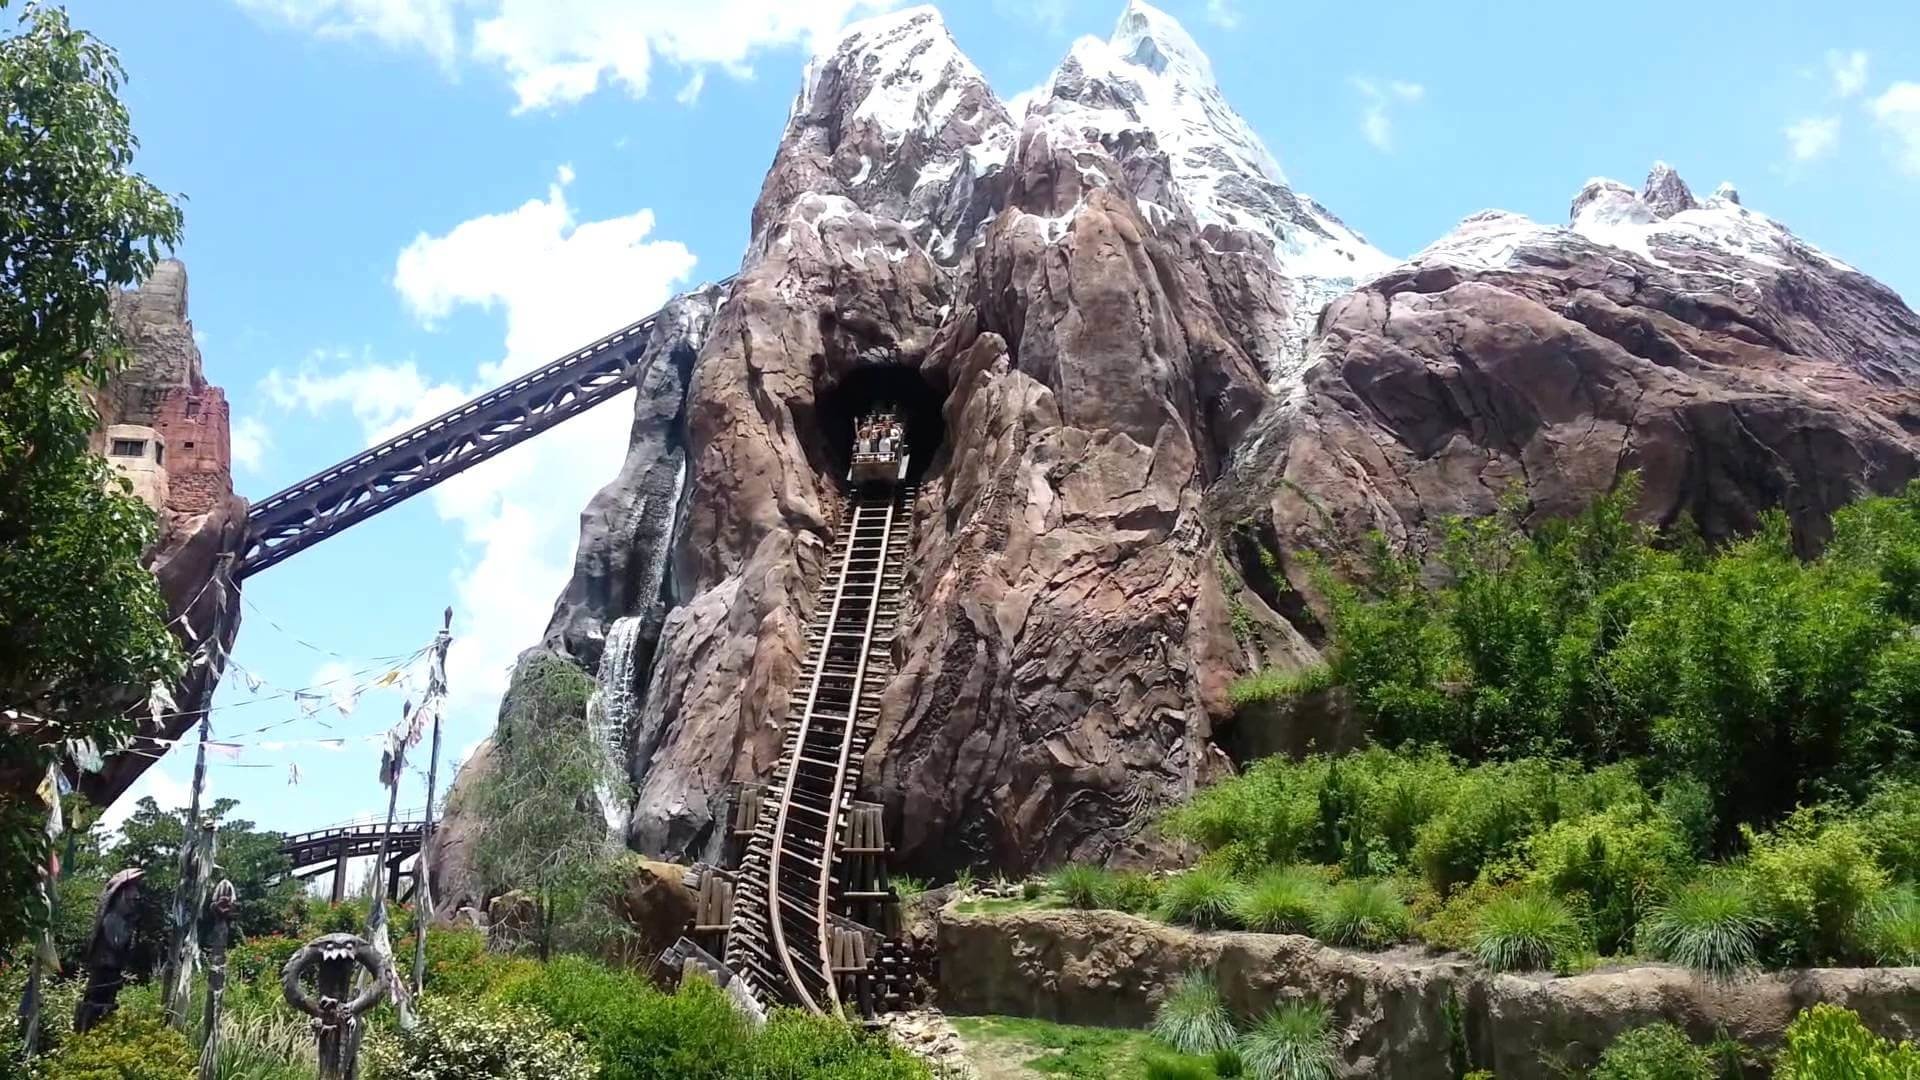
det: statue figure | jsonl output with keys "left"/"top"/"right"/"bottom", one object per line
{"left": 74, "top": 868, "right": 143, "bottom": 1033}
{"left": 196, "top": 879, "right": 238, "bottom": 1080}
{"left": 281, "top": 933, "right": 390, "bottom": 1080}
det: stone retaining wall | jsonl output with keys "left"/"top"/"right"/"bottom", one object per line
{"left": 933, "top": 906, "right": 1920, "bottom": 1078}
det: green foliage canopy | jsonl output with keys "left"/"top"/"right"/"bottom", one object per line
{"left": 0, "top": 1, "right": 185, "bottom": 948}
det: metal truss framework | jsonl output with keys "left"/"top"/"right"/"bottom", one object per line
{"left": 239, "top": 282, "right": 728, "bottom": 579}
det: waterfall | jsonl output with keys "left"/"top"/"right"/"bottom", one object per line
{"left": 590, "top": 615, "right": 646, "bottom": 849}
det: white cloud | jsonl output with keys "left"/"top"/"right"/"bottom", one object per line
{"left": 1204, "top": 0, "right": 1239, "bottom": 29}
{"left": 993, "top": 0, "right": 1069, "bottom": 32}
{"left": 1784, "top": 115, "right": 1842, "bottom": 162}
{"left": 1827, "top": 48, "right": 1870, "bottom": 99}
{"left": 99, "top": 763, "right": 195, "bottom": 833}
{"left": 232, "top": 0, "right": 469, "bottom": 66}
{"left": 1871, "top": 82, "right": 1920, "bottom": 175}
{"left": 230, "top": 416, "right": 271, "bottom": 473}
{"left": 260, "top": 167, "right": 697, "bottom": 736}
{"left": 1353, "top": 77, "right": 1425, "bottom": 152}
{"left": 233, "top": 0, "right": 896, "bottom": 112}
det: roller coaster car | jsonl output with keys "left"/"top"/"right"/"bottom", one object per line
{"left": 848, "top": 409, "right": 909, "bottom": 486}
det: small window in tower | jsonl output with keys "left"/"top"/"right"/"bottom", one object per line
{"left": 185, "top": 399, "right": 201, "bottom": 419}
{"left": 154, "top": 444, "right": 164, "bottom": 466}
{"left": 110, "top": 438, "right": 146, "bottom": 457}
{"left": 183, "top": 441, "right": 195, "bottom": 450}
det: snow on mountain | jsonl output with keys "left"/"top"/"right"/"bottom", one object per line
{"left": 1411, "top": 163, "right": 1859, "bottom": 284}
{"left": 1021, "top": 0, "right": 1391, "bottom": 380}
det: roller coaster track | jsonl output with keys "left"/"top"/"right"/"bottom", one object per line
{"left": 724, "top": 482, "right": 914, "bottom": 1013}
{"left": 237, "top": 279, "right": 731, "bottom": 579}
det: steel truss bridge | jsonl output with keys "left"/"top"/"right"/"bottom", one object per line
{"left": 238, "top": 280, "right": 729, "bottom": 579}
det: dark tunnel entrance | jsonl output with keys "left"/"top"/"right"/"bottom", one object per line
{"left": 814, "top": 364, "right": 948, "bottom": 487}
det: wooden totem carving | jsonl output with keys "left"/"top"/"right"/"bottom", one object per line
{"left": 281, "top": 933, "right": 390, "bottom": 1080}
{"left": 196, "top": 879, "right": 238, "bottom": 1080}
{"left": 73, "top": 868, "right": 143, "bottom": 1033}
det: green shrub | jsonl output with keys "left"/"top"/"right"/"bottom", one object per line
{"left": 364, "top": 995, "right": 595, "bottom": 1079}
{"left": 1636, "top": 877, "right": 1767, "bottom": 981}
{"left": 891, "top": 876, "right": 927, "bottom": 904}
{"left": 38, "top": 1010, "right": 196, "bottom": 1080}
{"left": 1237, "top": 1001, "right": 1337, "bottom": 1080}
{"left": 1514, "top": 802, "right": 1689, "bottom": 954}
{"left": 1311, "top": 880, "right": 1410, "bottom": 950}
{"left": 1052, "top": 864, "right": 1110, "bottom": 909}
{"left": 506, "top": 956, "right": 745, "bottom": 1080}
{"left": 1150, "top": 972, "right": 1239, "bottom": 1056}
{"left": 1775, "top": 1003, "right": 1920, "bottom": 1079}
{"left": 1863, "top": 886, "right": 1920, "bottom": 965}
{"left": 229, "top": 934, "right": 302, "bottom": 989}
{"left": 1141, "top": 1051, "right": 1215, "bottom": 1080}
{"left": 1471, "top": 890, "right": 1585, "bottom": 973}
{"left": 1740, "top": 813, "right": 1889, "bottom": 965}
{"left": 1098, "top": 871, "right": 1163, "bottom": 914}
{"left": 1590, "top": 1023, "right": 1715, "bottom": 1080}
{"left": 1228, "top": 665, "right": 1333, "bottom": 710}
{"left": 1858, "top": 781, "right": 1920, "bottom": 882}
{"left": 1023, "top": 878, "right": 1043, "bottom": 900}
{"left": 1159, "top": 867, "right": 1244, "bottom": 931}
{"left": 1234, "top": 866, "right": 1327, "bottom": 935}
{"left": 742, "top": 1010, "right": 929, "bottom": 1079}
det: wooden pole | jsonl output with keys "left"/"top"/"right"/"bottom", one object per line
{"left": 162, "top": 707, "right": 213, "bottom": 1029}
{"left": 410, "top": 609, "right": 451, "bottom": 995}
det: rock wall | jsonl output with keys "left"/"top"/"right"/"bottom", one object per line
{"left": 936, "top": 906, "right": 1920, "bottom": 1079}
{"left": 83, "top": 260, "right": 246, "bottom": 807}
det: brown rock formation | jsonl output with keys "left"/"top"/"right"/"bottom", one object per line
{"left": 83, "top": 260, "right": 246, "bottom": 806}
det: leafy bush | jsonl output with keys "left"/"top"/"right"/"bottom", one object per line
{"left": 1150, "top": 972, "right": 1239, "bottom": 1056}
{"left": 1513, "top": 801, "right": 1690, "bottom": 953}
{"left": 1739, "top": 812, "right": 1889, "bottom": 965}
{"left": 229, "top": 934, "right": 302, "bottom": 989}
{"left": 38, "top": 1010, "right": 197, "bottom": 1080}
{"left": 1159, "top": 867, "right": 1244, "bottom": 931}
{"left": 741, "top": 1010, "right": 929, "bottom": 1080}
{"left": 1775, "top": 1003, "right": 1920, "bottom": 1079}
{"left": 1234, "top": 866, "right": 1327, "bottom": 935}
{"left": 1863, "top": 886, "right": 1920, "bottom": 965}
{"left": 1228, "top": 665, "right": 1333, "bottom": 710}
{"left": 364, "top": 995, "right": 595, "bottom": 1080}
{"left": 1141, "top": 1050, "right": 1216, "bottom": 1080}
{"left": 1857, "top": 781, "right": 1920, "bottom": 882}
{"left": 1637, "top": 877, "right": 1767, "bottom": 981}
{"left": 1098, "top": 871, "right": 1163, "bottom": 914}
{"left": 1238, "top": 1002, "right": 1337, "bottom": 1080}
{"left": 891, "top": 876, "right": 927, "bottom": 904}
{"left": 1471, "top": 890, "right": 1585, "bottom": 973}
{"left": 1590, "top": 1023, "right": 1715, "bottom": 1080}
{"left": 1311, "top": 879, "right": 1410, "bottom": 950}
{"left": 506, "top": 956, "right": 744, "bottom": 1080}
{"left": 1052, "top": 864, "right": 1109, "bottom": 909}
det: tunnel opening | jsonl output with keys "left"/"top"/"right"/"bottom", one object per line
{"left": 813, "top": 363, "right": 948, "bottom": 487}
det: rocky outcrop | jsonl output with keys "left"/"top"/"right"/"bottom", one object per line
{"left": 936, "top": 906, "right": 1920, "bottom": 1078}
{"left": 1213, "top": 165, "right": 1920, "bottom": 598}
{"left": 472, "top": 1, "right": 1920, "bottom": 885}
{"left": 84, "top": 260, "right": 246, "bottom": 806}
{"left": 424, "top": 735, "right": 496, "bottom": 915}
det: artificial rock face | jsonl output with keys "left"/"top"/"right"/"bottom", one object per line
{"left": 439, "top": 2, "right": 1920, "bottom": 882}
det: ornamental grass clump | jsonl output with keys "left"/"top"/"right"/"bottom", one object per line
{"left": 1150, "top": 971, "right": 1239, "bottom": 1056}
{"left": 1864, "top": 886, "right": 1920, "bottom": 966}
{"left": 1051, "top": 864, "right": 1110, "bottom": 909}
{"left": 1310, "top": 879, "right": 1410, "bottom": 949}
{"left": 1159, "top": 866, "right": 1245, "bottom": 930}
{"left": 1471, "top": 889, "right": 1585, "bottom": 973}
{"left": 1637, "top": 877, "right": 1767, "bottom": 981}
{"left": 1238, "top": 1001, "right": 1337, "bottom": 1080}
{"left": 1234, "top": 866, "right": 1327, "bottom": 935}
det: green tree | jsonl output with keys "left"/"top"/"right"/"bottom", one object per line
{"left": 108, "top": 797, "right": 301, "bottom": 977}
{"left": 469, "top": 654, "right": 622, "bottom": 959}
{"left": 0, "top": 1, "right": 186, "bottom": 948}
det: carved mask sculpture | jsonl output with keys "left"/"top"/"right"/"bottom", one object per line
{"left": 281, "top": 932, "right": 389, "bottom": 1080}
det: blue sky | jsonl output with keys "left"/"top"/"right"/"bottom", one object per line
{"left": 67, "top": 0, "right": 1919, "bottom": 848}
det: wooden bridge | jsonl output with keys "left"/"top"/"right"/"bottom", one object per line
{"left": 279, "top": 812, "right": 428, "bottom": 903}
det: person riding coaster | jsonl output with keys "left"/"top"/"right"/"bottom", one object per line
{"left": 849, "top": 407, "right": 908, "bottom": 485}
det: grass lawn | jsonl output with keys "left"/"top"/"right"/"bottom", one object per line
{"left": 947, "top": 1015, "right": 1194, "bottom": 1080}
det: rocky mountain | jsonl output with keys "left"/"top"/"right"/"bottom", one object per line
{"left": 434, "top": 1, "right": 1920, "bottom": 891}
